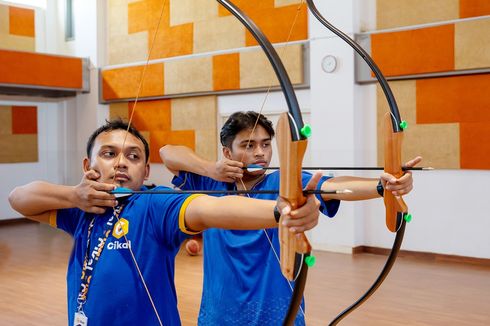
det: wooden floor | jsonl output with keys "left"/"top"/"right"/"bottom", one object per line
{"left": 1, "top": 221, "right": 489, "bottom": 325}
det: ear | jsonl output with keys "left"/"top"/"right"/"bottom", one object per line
{"left": 144, "top": 163, "right": 150, "bottom": 180}
{"left": 83, "top": 157, "right": 91, "bottom": 172}
{"left": 222, "top": 147, "right": 232, "bottom": 160}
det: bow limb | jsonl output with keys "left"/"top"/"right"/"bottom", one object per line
{"left": 216, "top": 1, "right": 310, "bottom": 324}
{"left": 305, "top": 1, "right": 410, "bottom": 324}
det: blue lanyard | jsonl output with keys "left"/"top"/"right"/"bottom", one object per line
{"left": 76, "top": 204, "right": 125, "bottom": 312}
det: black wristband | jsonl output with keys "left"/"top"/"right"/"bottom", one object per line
{"left": 377, "top": 179, "right": 384, "bottom": 197}
{"left": 273, "top": 205, "right": 281, "bottom": 223}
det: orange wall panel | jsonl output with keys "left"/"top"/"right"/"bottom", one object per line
{"left": 128, "top": 0, "right": 193, "bottom": 60}
{"left": 128, "top": 0, "right": 150, "bottom": 34}
{"left": 102, "top": 63, "right": 164, "bottom": 101}
{"left": 213, "top": 53, "right": 240, "bottom": 91}
{"left": 459, "top": 0, "right": 490, "bottom": 18}
{"left": 218, "top": 0, "right": 307, "bottom": 45}
{"left": 0, "top": 50, "right": 83, "bottom": 88}
{"left": 11, "top": 106, "right": 37, "bottom": 134}
{"left": 149, "top": 130, "right": 195, "bottom": 163}
{"left": 151, "top": 23, "right": 194, "bottom": 60}
{"left": 416, "top": 74, "right": 490, "bottom": 124}
{"left": 244, "top": 5, "right": 307, "bottom": 46}
{"left": 416, "top": 74, "right": 490, "bottom": 170}
{"left": 371, "top": 25, "right": 455, "bottom": 76}
{"left": 459, "top": 122, "right": 490, "bottom": 169}
{"left": 9, "top": 6, "right": 35, "bottom": 37}
{"left": 218, "top": 0, "right": 274, "bottom": 17}
{"left": 129, "top": 99, "right": 171, "bottom": 132}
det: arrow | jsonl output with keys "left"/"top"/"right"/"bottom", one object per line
{"left": 244, "top": 164, "right": 433, "bottom": 172}
{"left": 111, "top": 187, "right": 352, "bottom": 199}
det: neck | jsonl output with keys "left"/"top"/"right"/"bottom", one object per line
{"left": 236, "top": 173, "right": 265, "bottom": 190}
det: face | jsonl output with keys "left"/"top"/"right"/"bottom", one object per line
{"left": 83, "top": 129, "right": 150, "bottom": 190}
{"left": 223, "top": 125, "right": 272, "bottom": 179}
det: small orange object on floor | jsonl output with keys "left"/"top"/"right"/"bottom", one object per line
{"left": 185, "top": 237, "right": 202, "bottom": 256}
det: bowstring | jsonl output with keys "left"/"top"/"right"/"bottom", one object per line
{"left": 237, "top": 0, "right": 307, "bottom": 318}
{"left": 110, "top": 1, "right": 168, "bottom": 325}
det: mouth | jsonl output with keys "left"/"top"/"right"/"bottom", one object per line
{"left": 113, "top": 173, "right": 130, "bottom": 182}
{"left": 253, "top": 161, "right": 267, "bottom": 166}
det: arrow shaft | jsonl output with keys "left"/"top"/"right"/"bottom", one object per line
{"left": 112, "top": 189, "right": 345, "bottom": 196}
{"left": 246, "top": 166, "right": 430, "bottom": 171}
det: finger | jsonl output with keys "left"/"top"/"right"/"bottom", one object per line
{"left": 380, "top": 172, "right": 397, "bottom": 185}
{"left": 284, "top": 213, "right": 318, "bottom": 229}
{"left": 85, "top": 206, "right": 107, "bottom": 215}
{"left": 385, "top": 172, "right": 412, "bottom": 190}
{"left": 226, "top": 169, "right": 243, "bottom": 178}
{"left": 92, "top": 182, "right": 117, "bottom": 192}
{"left": 86, "top": 189, "right": 117, "bottom": 202}
{"left": 289, "top": 195, "right": 320, "bottom": 220}
{"left": 225, "top": 159, "right": 244, "bottom": 168}
{"left": 279, "top": 205, "right": 291, "bottom": 217}
{"left": 403, "top": 156, "right": 422, "bottom": 168}
{"left": 391, "top": 184, "right": 413, "bottom": 196}
{"left": 290, "top": 220, "right": 318, "bottom": 233}
{"left": 90, "top": 198, "right": 118, "bottom": 207}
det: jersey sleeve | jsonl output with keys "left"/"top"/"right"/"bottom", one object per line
{"left": 146, "top": 187, "right": 203, "bottom": 249}
{"left": 301, "top": 172, "right": 340, "bottom": 218}
{"left": 52, "top": 207, "right": 84, "bottom": 236}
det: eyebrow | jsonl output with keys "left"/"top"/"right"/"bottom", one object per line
{"left": 239, "top": 138, "right": 271, "bottom": 145}
{"left": 99, "top": 145, "right": 143, "bottom": 152}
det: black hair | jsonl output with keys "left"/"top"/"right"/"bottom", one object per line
{"left": 86, "top": 119, "right": 150, "bottom": 163}
{"left": 220, "top": 111, "right": 275, "bottom": 148}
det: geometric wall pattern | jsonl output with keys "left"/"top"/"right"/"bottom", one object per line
{"left": 371, "top": 20, "right": 490, "bottom": 77}
{"left": 109, "top": 96, "right": 217, "bottom": 163}
{"left": 377, "top": 76, "right": 490, "bottom": 170}
{"left": 108, "top": 0, "right": 306, "bottom": 65}
{"left": 0, "top": 5, "right": 88, "bottom": 96}
{"left": 376, "top": 0, "right": 490, "bottom": 30}
{"left": 101, "top": 44, "right": 304, "bottom": 101}
{"left": 0, "top": 4, "right": 35, "bottom": 52}
{"left": 0, "top": 106, "right": 38, "bottom": 163}
{"left": 373, "top": 2, "right": 490, "bottom": 170}
{"left": 104, "top": 0, "right": 306, "bottom": 158}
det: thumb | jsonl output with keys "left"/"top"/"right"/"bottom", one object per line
{"left": 304, "top": 172, "right": 322, "bottom": 191}
{"left": 84, "top": 169, "right": 100, "bottom": 181}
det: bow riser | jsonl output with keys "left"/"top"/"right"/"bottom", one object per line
{"left": 383, "top": 113, "right": 408, "bottom": 232}
{"left": 277, "top": 113, "right": 311, "bottom": 281}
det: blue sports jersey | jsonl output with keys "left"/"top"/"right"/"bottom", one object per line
{"left": 172, "top": 171, "right": 340, "bottom": 325}
{"left": 53, "top": 186, "right": 197, "bottom": 326}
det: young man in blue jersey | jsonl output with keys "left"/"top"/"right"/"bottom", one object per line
{"left": 160, "top": 111, "right": 421, "bottom": 325}
{"left": 8, "top": 119, "right": 322, "bottom": 326}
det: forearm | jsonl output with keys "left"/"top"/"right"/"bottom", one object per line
{"left": 321, "top": 176, "right": 380, "bottom": 201}
{"left": 9, "top": 181, "right": 76, "bottom": 216}
{"left": 185, "top": 195, "right": 277, "bottom": 231}
{"left": 160, "top": 145, "right": 214, "bottom": 177}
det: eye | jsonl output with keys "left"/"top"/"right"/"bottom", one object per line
{"left": 101, "top": 150, "right": 116, "bottom": 158}
{"left": 242, "top": 142, "right": 254, "bottom": 150}
{"left": 127, "top": 152, "right": 140, "bottom": 160}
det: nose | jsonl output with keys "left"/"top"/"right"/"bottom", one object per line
{"left": 114, "top": 153, "right": 128, "bottom": 169}
{"left": 254, "top": 145, "right": 264, "bottom": 157}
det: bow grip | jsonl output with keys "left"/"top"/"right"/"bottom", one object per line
{"left": 383, "top": 112, "right": 408, "bottom": 232}
{"left": 277, "top": 113, "right": 312, "bottom": 280}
